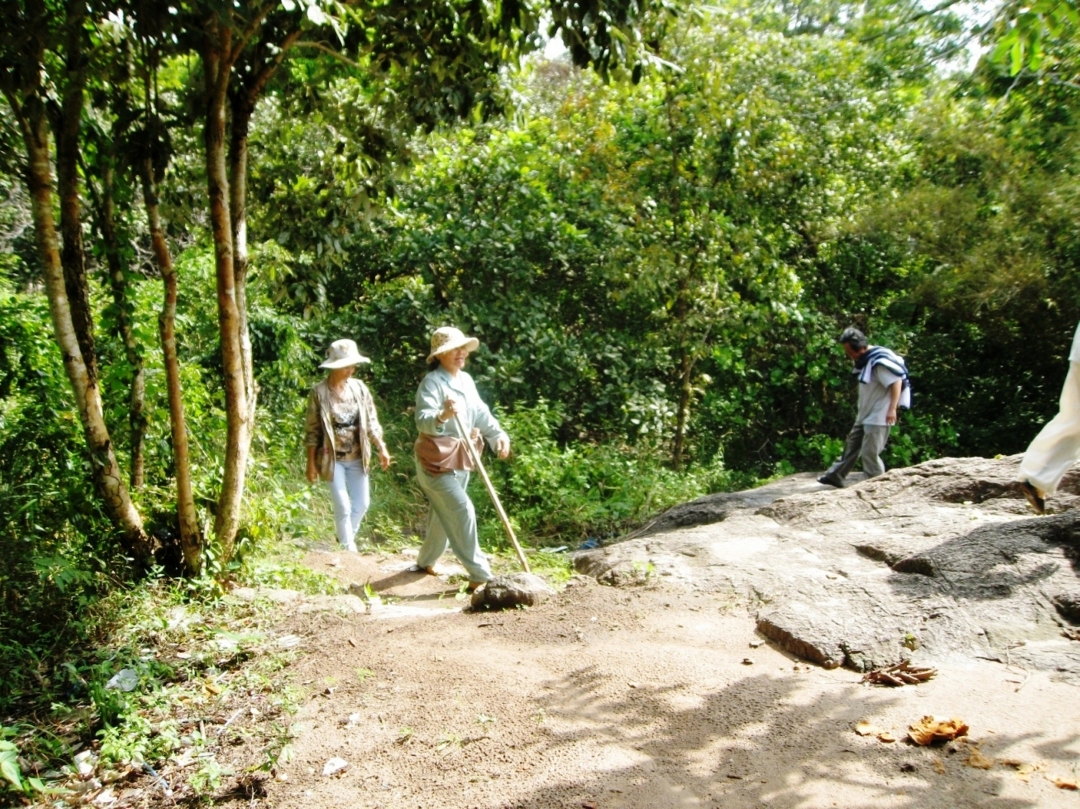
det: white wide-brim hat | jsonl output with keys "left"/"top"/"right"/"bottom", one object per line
{"left": 320, "top": 339, "right": 371, "bottom": 369}
{"left": 426, "top": 326, "right": 480, "bottom": 363}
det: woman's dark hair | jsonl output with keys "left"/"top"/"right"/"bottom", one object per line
{"left": 839, "top": 327, "right": 868, "bottom": 351}
{"left": 427, "top": 357, "right": 443, "bottom": 372}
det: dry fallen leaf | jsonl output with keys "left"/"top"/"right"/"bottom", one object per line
{"left": 855, "top": 721, "right": 883, "bottom": 737}
{"left": 908, "top": 716, "right": 969, "bottom": 746}
{"left": 931, "top": 758, "right": 946, "bottom": 774}
{"left": 877, "top": 732, "right": 896, "bottom": 743}
{"left": 1053, "top": 777, "right": 1078, "bottom": 790}
{"left": 1000, "top": 759, "right": 1039, "bottom": 782}
{"left": 965, "top": 750, "right": 994, "bottom": 769}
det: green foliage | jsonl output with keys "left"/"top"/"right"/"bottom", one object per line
{"left": 0, "top": 727, "right": 45, "bottom": 797}
{"left": 482, "top": 400, "right": 734, "bottom": 544}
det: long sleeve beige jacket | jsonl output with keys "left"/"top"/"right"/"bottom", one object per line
{"left": 304, "top": 378, "right": 384, "bottom": 481}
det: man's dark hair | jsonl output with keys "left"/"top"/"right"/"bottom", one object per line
{"left": 839, "top": 327, "right": 868, "bottom": 351}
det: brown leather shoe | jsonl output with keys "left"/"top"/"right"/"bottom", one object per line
{"left": 1018, "top": 480, "right": 1045, "bottom": 514}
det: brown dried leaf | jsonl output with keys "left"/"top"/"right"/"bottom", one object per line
{"left": 1053, "top": 777, "right": 1078, "bottom": 790}
{"left": 1000, "top": 758, "right": 1040, "bottom": 782}
{"left": 855, "top": 721, "right": 882, "bottom": 737}
{"left": 877, "top": 732, "right": 896, "bottom": 743}
{"left": 908, "top": 716, "right": 969, "bottom": 746}
{"left": 965, "top": 750, "right": 994, "bottom": 769}
{"left": 931, "top": 758, "right": 946, "bottom": 774}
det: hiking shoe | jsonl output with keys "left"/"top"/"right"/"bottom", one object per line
{"left": 817, "top": 475, "right": 843, "bottom": 488}
{"left": 1018, "top": 480, "right": 1045, "bottom": 514}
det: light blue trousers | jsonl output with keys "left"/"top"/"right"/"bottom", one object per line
{"left": 415, "top": 464, "right": 492, "bottom": 583}
{"left": 327, "top": 458, "right": 370, "bottom": 550}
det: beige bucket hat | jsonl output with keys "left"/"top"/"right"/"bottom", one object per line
{"left": 427, "top": 326, "right": 479, "bottom": 363}
{"left": 319, "top": 339, "right": 371, "bottom": 369}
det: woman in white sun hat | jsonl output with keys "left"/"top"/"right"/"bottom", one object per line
{"left": 305, "top": 339, "right": 392, "bottom": 551}
{"left": 413, "top": 326, "right": 510, "bottom": 589}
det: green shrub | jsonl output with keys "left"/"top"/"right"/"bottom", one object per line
{"left": 480, "top": 400, "right": 741, "bottom": 547}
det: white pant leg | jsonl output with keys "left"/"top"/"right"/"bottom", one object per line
{"left": 327, "top": 458, "right": 369, "bottom": 550}
{"left": 1018, "top": 362, "right": 1080, "bottom": 495}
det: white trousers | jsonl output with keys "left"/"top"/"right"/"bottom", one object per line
{"left": 327, "top": 457, "right": 370, "bottom": 550}
{"left": 1018, "top": 362, "right": 1080, "bottom": 495}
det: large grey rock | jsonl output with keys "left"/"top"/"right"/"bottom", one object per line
{"left": 574, "top": 456, "right": 1080, "bottom": 678}
{"left": 470, "top": 573, "right": 556, "bottom": 611}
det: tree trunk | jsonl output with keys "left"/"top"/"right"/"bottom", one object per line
{"left": 666, "top": 80, "right": 688, "bottom": 472}
{"left": 141, "top": 150, "right": 203, "bottom": 575}
{"left": 99, "top": 161, "right": 147, "bottom": 488}
{"left": 202, "top": 29, "right": 249, "bottom": 561}
{"left": 672, "top": 346, "right": 693, "bottom": 472}
{"left": 55, "top": 0, "right": 98, "bottom": 386}
{"left": 7, "top": 77, "right": 149, "bottom": 559}
{"left": 228, "top": 27, "right": 301, "bottom": 440}
{"left": 229, "top": 96, "right": 258, "bottom": 443}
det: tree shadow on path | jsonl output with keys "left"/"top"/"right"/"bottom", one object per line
{"left": 507, "top": 666, "right": 1070, "bottom": 809}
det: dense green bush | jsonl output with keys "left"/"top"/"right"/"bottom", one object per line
{"left": 482, "top": 399, "right": 745, "bottom": 546}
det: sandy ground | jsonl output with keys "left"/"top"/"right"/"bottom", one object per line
{"left": 234, "top": 546, "right": 1080, "bottom": 809}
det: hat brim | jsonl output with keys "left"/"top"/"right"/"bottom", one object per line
{"left": 427, "top": 336, "right": 479, "bottom": 363}
{"left": 320, "top": 355, "right": 371, "bottom": 369}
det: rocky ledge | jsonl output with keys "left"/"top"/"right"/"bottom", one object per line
{"left": 574, "top": 456, "right": 1080, "bottom": 680}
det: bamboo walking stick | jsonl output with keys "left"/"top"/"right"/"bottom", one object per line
{"left": 452, "top": 413, "right": 530, "bottom": 573}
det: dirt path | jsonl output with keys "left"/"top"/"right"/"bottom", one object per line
{"left": 238, "top": 547, "right": 1080, "bottom": 809}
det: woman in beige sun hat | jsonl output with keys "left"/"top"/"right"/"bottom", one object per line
{"left": 304, "top": 339, "right": 392, "bottom": 551}
{"left": 413, "top": 327, "right": 509, "bottom": 589}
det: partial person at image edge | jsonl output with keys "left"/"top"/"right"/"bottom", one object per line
{"left": 818, "top": 327, "right": 911, "bottom": 489}
{"left": 304, "top": 339, "right": 392, "bottom": 552}
{"left": 1017, "top": 321, "right": 1080, "bottom": 514}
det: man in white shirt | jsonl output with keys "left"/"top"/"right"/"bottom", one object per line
{"left": 1017, "top": 321, "right": 1080, "bottom": 513}
{"left": 818, "top": 327, "right": 910, "bottom": 488}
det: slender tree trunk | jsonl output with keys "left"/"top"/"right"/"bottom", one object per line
{"left": 98, "top": 161, "right": 147, "bottom": 488}
{"left": 7, "top": 82, "right": 149, "bottom": 559}
{"left": 227, "top": 27, "right": 300, "bottom": 438}
{"left": 202, "top": 29, "right": 249, "bottom": 560}
{"left": 229, "top": 99, "right": 258, "bottom": 441}
{"left": 665, "top": 79, "right": 689, "bottom": 471}
{"left": 672, "top": 345, "right": 693, "bottom": 471}
{"left": 140, "top": 153, "right": 203, "bottom": 574}
{"left": 55, "top": 0, "right": 97, "bottom": 385}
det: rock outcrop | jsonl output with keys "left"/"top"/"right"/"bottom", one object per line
{"left": 574, "top": 456, "right": 1080, "bottom": 679}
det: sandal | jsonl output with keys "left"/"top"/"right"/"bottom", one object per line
{"left": 466, "top": 581, "right": 485, "bottom": 593}
{"left": 1018, "top": 480, "right": 1045, "bottom": 514}
{"left": 408, "top": 564, "right": 438, "bottom": 575}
